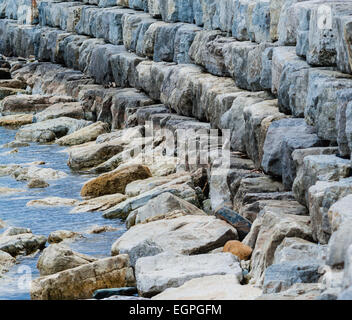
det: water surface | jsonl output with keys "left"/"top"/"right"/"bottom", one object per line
{"left": 0, "top": 126, "right": 126, "bottom": 300}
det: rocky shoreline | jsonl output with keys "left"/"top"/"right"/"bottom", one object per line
{"left": 0, "top": 0, "right": 351, "bottom": 300}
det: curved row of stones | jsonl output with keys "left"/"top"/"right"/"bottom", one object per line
{"left": 0, "top": 0, "right": 351, "bottom": 300}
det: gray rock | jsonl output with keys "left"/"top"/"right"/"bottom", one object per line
{"left": 37, "top": 244, "right": 97, "bottom": 276}
{"left": 308, "top": 178, "right": 352, "bottom": 244}
{"left": 15, "top": 117, "right": 92, "bottom": 143}
{"left": 293, "top": 154, "right": 351, "bottom": 207}
{"left": 263, "top": 261, "right": 322, "bottom": 294}
{"left": 305, "top": 69, "right": 352, "bottom": 142}
{"left": 111, "top": 215, "right": 238, "bottom": 266}
{"left": 262, "top": 118, "right": 328, "bottom": 189}
{"left": 135, "top": 252, "right": 242, "bottom": 297}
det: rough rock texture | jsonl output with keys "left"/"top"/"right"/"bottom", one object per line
{"left": 56, "top": 121, "right": 109, "bottom": 146}
{"left": 244, "top": 210, "right": 313, "bottom": 285}
{"left": 81, "top": 164, "right": 152, "bottom": 198}
{"left": 111, "top": 215, "right": 238, "bottom": 266}
{"left": 131, "top": 192, "right": 205, "bottom": 227}
{"left": 37, "top": 244, "right": 97, "bottom": 276}
{"left": 15, "top": 117, "right": 92, "bottom": 143}
{"left": 0, "top": 231, "right": 47, "bottom": 257}
{"left": 152, "top": 275, "right": 262, "bottom": 300}
{"left": 31, "top": 255, "right": 136, "bottom": 300}
{"left": 135, "top": 252, "right": 243, "bottom": 297}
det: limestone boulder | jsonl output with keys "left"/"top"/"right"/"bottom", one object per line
{"left": 0, "top": 94, "right": 75, "bottom": 115}
{"left": 152, "top": 275, "right": 262, "bottom": 300}
{"left": 308, "top": 178, "right": 352, "bottom": 244}
{"left": 12, "top": 166, "right": 68, "bottom": 182}
{"left": 70, "top": 194, "right": 127, "bottom": 214}
{"left": 261, "top": 118, "right": 328, "bottom": 189}
{"left": 0, "top": 114, "right": 33, "bottom": 127}
{"left": 245, "top": 210, "right": 313, "bottom": 285}
{"left": 81, "top": 165, "right": 152, "bottom": 198}
{"left": 0, "top": 250, "right": 15, "bottom": 276}
{"left": 56, "top": 121, "right": 110, "bottom": 146}
{"left": 37, "top": 244, "right": 97, "bottom": 276}
{"left": 25, "top": 196, "right": 78, "bottom": 208}
{"left": 15, "top": 117, "right": 92, "bottom": 143}
{"left": 111, "top": 215, "right": 238, "bottom": 267}
{"left": 293, "top": 155, "right": 351, "bottom": 206}
{"left": 48, "top": 230, "right": 82, "bottom": 244}
{"left": 31, "top": 255, "right": 135, "bottom": 300}
{"left": 103, "top": 177, "right": 198, "bottom": 220}
{"left": 34, "top": 102, "right": 89, "bottom": 123}
{"left": 131, "top": 192, "right": 205, "bottom": 227}
{"left": 0, "top": 232, "right": 47, "bottom": 257}
{"left": 135, "top": 252, "right": 243, "bottom": 297}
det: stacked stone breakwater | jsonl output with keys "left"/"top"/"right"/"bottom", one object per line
{"left": 0, "top": 0, "right": 351, "bottom": 300}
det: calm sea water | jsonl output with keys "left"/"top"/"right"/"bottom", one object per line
{"left": 0, "top": 126, "right": 126, "bottom": 300}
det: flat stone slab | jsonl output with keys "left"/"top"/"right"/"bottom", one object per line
{"left": 135, "top": 252, "right": 243, "bottom": 297}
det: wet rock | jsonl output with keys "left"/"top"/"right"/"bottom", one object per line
{"left": 0, "top": 187, "right": 25, "bottom": 195}
{"left": 86, "top": 225, "right": 120, "bottom": 234}
{"left": 293, "top": 155, "right": 351, "bottom": 207}
{"left": 111, "top": 215, "right": 238, "bottom": 266}
{"left": 26, "top": 197, "right": 79, "bottom": 208}
{"left": 31, "top": 254, "right": 135, "bottom": 300}
{"left": 0, "top": 114, "right": 33, "bottom": 127}
{"left": 1, "top": 227, "right": 31, "bottom": 237}
{"left": 37, "top": 244, "right": 97, "bottom": 276}
{"left": 130, "top": 192, "right": 205, "bottom": 227}
{"left": 3, "top": 141, "right": 30, "bottom": 148}
{"left": 152, "top": 275, "right": 262, "bottom": 300}
{"left": 12, "top": 166, "right": 68, "bottom": 182}
{"left": 81, "top": 165, "right": 152, "bottom": 198}
{"left": 0, "top": 232, "right": 47, "bottom": 257}
{"left": 71, "top": 194, "right": 127, "bottom": 214}
{"left": 223, "top": 240, "right": 253, "bottom": 261}
{"left": 93, "top": 287, "right": 138, "bottom": 300}
{"left": 48, "top": 230, "right": 82, "bottom": 244}
{"left": 135, "top": 252, "right": 242, "bottom": 297}
{"left": 215, "top": 207, "right": 252, "bottom": 241}
{"left": 0, "top": 250, "right": 15, "bottom": 277}
{"left": 15, "top": 117, "right": 92, "bottom": 143}
{"left": 27, "top": 178, "right": 49, "bottom": 189}
{"left": 56, "top": 121, "right": 109, "bottom": 146}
